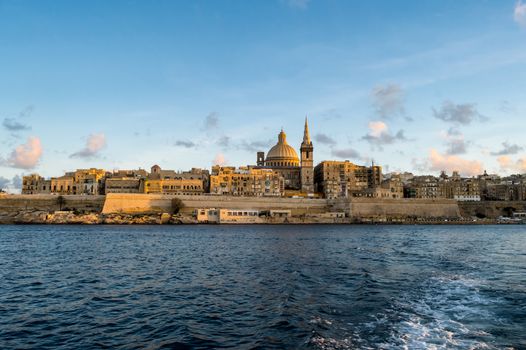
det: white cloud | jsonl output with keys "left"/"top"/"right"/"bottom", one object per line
{"left": 6, "top": 137, "right": 43, "bottom": 169}
{"left": 202, "top": 112, "right": 219, "bottom": 132}
{"left": 441, "top": 128, "right": 469, "bottom": 155}
{"left": 490, "top": 141, "right": 523, "bottom": 156}
{"left": 0, "top": 176, "right": 10, "bottom": 189}
{"left": 175, "top": 140, "right": 197, "bottom": 148}
{"left": 2, "top": 118, "right": 31, "bottom": 132}
{"left": 212, "top": 153, "right": 227, "bottom": 166}
{"left": 368, "top": 121, "right": 387, "bottom": 137}
{"left": 315, "top": 133, "right": 337, "bottom": 145}
{"left": 433, "top": 101, "right": 488, "bottom": 125}
{"left": 361, "top": 121, "right": 407, "bottom": 149}
{"left": 428, "top": 149, "right": 483, "bottom": 176}
{"left": 70, "top": 133, "right": 106, "bottom": 159}
{"left": 11, "top": 175, "right": 22, "bottom": 189}
{"left": 331, "top": 148, "right": 360, "bottom": 159}
{"left": 238, "top": 139, "right": 273, "bottom": 153}
{"left": 371, "top": 84, "right": 406, "bottom": 119}
{"left": 497, "top": 155, "right": 526, "bottom": 173}
{"left": 515, "top": 1, "right": 526, "bottom": 27}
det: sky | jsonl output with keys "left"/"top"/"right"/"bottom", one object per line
{"left": 1, "top": 0, "right": 526, "bottom": 191}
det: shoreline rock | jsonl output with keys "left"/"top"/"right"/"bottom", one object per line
{"left": 0, "top": 210, "right": 516, "bottom": 225}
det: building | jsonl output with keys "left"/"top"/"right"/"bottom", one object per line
{"left": 50, "top": 174, "right": 75, "bottom": 195}
{"left": 300, "top": 118, "right": 314, "bottom": 193}
{"left": 22, "top": 174, "right": 50, "bottom": 194}
{"left": 483, "top": 175, "right": 526, "bottom": 201}
{"left": 144, "top": 165, "right": 209, "bottom": 195}
{"left": 195, "top": 208, "right": 220, "bottom": 223}
{"left": 105, "top": 169, "right": 147, "bottom": 193}
{"left": 255, "top": 118, "right": 314, "bottom": 193}
{"left": 378, "top": 175, "right": 404, "bottom": 199}
{"left": 404, "top": 171, "right": 481, "bottom": 201}
{"left": 209, "top": 166, "right": 284, "bottom": 196}
{"left": 111, "top": 169, "right": 148, "bottom": 178}
{"left": 437, "top": 171, "right": 481, "bottom": 201}
{"left": 218, "top": 209, "right": 262, "bottom": 224}
{"left": 47, "top": 169, "right": 107, "bottom": 195}
{"left": 404, "top": 175, "right": 439, "bottom": 199}
{"left": 72, "top": 168, "right": 107, "bottom": 195}
{"left": 144, "top": 178, "right": 204, "bottom": 195}
{"left": 149, "top": 165, "right": 210, "bottom": 192}
{"left": 313, "top": 160, "right": 382, "bottom": 199}
{"left": 105, "top": 178, "right": 144, "bottom": 193}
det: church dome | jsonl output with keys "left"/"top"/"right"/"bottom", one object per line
{"left": 265, "top": 129, "right": 300, "bottom": 167}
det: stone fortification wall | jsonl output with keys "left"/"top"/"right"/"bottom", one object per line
{"left": 458, "top": 201, "right": 526, "bottom": 219}
{"left": 0, "top": 194, "right": 105, "bottom": 223}
{"left": 103, "top": 194, "right": 461, "bottom": 220}
{"left": 102, "top": 193, "right": 329, "bottom": 215}
{"left": 4, "top": 193, "right": 523, "bottom": 224}
{"left": 349, "top": 198, "right": 460, "bottom": 219}
{"left": 0, "top": 194, "right": 105, "bottom": 212}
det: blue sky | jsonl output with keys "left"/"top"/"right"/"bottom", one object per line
{"left": 1, "top": 0, "right": 526, "bottom": 190}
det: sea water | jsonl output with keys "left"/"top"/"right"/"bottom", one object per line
{"left": 0, "top": 225, "right": 524, "bottom": 349}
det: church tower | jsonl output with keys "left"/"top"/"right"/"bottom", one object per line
{"left": 300, "top": 117, "right": 314, "bottom": 193}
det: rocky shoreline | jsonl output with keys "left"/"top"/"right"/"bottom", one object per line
{"left": 0, "top": 211, "right": 198, "bottom": 225}
{"left": 0, "top": 210, "right": 514, "bottom": 225}
{"left": 1, "top": 194, "right": 525, "bottom": 225}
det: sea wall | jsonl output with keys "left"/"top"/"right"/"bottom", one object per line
{"left": 348, "top": 198, "right": 460, "bottom": 220}
{"left": 0, "top": 194, "right": 105, "bottom": 212}
{"left": 458, "top": 201, "right": 526, "bottom": 218}
{"left": 0, "top": 194, "right": 105, "bottom": 224}
{"left": 102, "top": 194, "right": 462, "bottom": 220}
{"left": 1, "top": 193, "right": 524, "bottom": 224}
{"left": 102, "top": 193, "right": 329, "bottom": 215}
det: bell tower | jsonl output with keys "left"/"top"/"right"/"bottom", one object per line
{"left": 257, "top": 151, "right": 265, "bottom": 166}
{"left": 300, "top": 117, "right": 314, "bottom": 193}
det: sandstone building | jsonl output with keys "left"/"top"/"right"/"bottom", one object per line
{"left": 71, "top": 168, "right": 107, "bottom": 195}
{"left": 45, "top": 169, "right": 106, "bottom": 195}
{"left": 314, "top": 160, "right": 382, "bottom": 199}
{"left": 50, "top": 174, "right": 75, "bottom": 195}
{"left": 404, "top": 171, "right": 481, "bottom": 201}
{"left": 22, "top": 166, "right": 209, "bottom": 196}
{"left": 209, "top": 166, "right": 284, "bottom": 196}
{"left": 22, "top": 174, "right": 51, "bottom": 194}
{"left": 105, "top": 169, "right": 148, "bottom": 193}
{"left": 149, "top": 165, "right": 210, "bottom": 192}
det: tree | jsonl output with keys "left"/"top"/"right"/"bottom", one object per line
{"left": 503, "top": 206, "right": 516, "bottom": 218}
{"left": 57, "top": 195, "right": 66, "bottom": 211}
{"left": 171, "top": 197, "right": 184, "bottom": 214}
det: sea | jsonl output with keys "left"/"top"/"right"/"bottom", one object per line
{"left": 0, "top": 225, "right": 524, "bottom": 349}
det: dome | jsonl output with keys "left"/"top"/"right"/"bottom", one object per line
{"left": 265, "top": 129, "right": 299, "bottom": 167}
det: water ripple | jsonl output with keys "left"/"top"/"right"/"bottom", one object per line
{"left": 0, "top": 224, "right": 524, "bottom": 349}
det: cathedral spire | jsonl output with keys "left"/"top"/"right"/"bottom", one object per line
{"left": 303, "top": 116, "right": 311, "bottom": 145}
{"left": 300, "top": 116, "right": 314, "bottom": 194}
